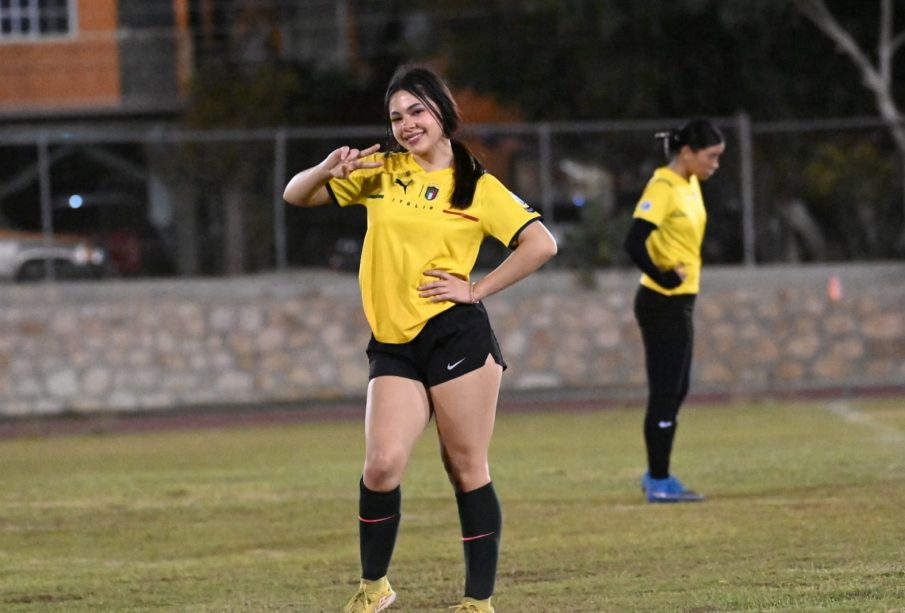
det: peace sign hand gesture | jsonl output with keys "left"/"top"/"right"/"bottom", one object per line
{"left": 322, "top": 144, "right": 383, "bottom": 179}
{"left": 284, "top": 143, "right": 384, "bottom": 207}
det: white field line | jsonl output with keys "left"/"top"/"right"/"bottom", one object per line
{"left": 825, "top": 400, "right": 905, "bottom": 444}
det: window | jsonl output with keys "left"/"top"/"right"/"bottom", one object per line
{"left": 0, "top": 0, "right": 74, "bottom": 40}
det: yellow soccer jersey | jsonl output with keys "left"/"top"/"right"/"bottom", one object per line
{"left": 327, "top": 151, "right": 541, "bottom": 343}
{"left": 632, "top": 166, "right": 707, "bottom": 295}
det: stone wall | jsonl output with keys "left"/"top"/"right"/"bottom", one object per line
{"left": 1, "top": 264, "right": 903, "bottom": 416}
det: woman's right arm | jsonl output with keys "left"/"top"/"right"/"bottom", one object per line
{"left": 283, "top": 144, "right": 382, "bottom": 207}
{"left": 623, "top": 218, "right": 683, "bottom": 289}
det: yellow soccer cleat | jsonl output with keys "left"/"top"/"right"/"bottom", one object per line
{"left": 451, "top": 596, "right": 494, "bottom": 612}
{"left": 342, "top": 577, "right": 396, "bottom": 613}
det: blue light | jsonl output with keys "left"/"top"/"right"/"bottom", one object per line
{"left": 571, "top": 195, "right": 587, "bottom": 207}
{"left": 69, "top": 194, "right": 83, "bottom": 209}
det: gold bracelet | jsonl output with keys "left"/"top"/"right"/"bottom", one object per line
{"left": 470, "top": 282, "right": 477, "bottom": 304}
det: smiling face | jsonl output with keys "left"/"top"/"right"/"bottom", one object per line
{"left": 387, "top": 90, "right": 447, "bottom": 158}
{"left": 680, "top": 142, "right": 726, "bottom": 181}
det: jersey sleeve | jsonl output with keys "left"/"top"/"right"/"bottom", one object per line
{"left": 476, "top": 174, "right": 542, "bottom": 247}
{"left": 632, "top": 178, "right": 673, "bottom": 227}
{"left": 326, "top": 153, "right": 385, "bottom": 207}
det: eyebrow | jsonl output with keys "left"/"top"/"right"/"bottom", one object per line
{"left": 389, "top": 102, "right": 426, "bottom": 117}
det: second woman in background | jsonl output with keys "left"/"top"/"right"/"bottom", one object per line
{"left": 623, "top": 119, "right": 725, "bottom": 503}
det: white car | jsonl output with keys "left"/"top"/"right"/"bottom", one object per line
{"left": 0, "top": 229, "right": 107, "bottom": 281}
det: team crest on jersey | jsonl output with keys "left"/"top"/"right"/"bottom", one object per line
{"left": 640, "top": 200, "right": 652, "bottom": 211}
{"left": 425, "top": 186, "right": 440, "bottom": 201}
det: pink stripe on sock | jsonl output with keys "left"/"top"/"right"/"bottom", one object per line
{"left": 462, "top": 531, "right": 496, "bottom": 542}
{"left": 358, "top": 514, "right": 397, "bottom": 524}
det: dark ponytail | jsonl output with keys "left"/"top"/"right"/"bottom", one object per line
{"left": 450, "top": 139, "right": 484, "bottom": 209}
{"left": 384, "top": 64, "right": 484, "bottom": 209}
{"left": 655, "top": 118, "right": 724, "bottom": 160}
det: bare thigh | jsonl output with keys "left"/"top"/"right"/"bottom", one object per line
{"left": 430, "top": 355, "right": 503, "bottom": 492}
{"left": 362, "top": 375, "right": 431, "bottom": 492}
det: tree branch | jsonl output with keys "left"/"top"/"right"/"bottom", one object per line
{"left": 796, "top": 0, "right": 905, "bottom": 160}
{"left": 796, "top": 0, "right": 882, "bottom": 90}
{"left": 891, "top": 29, "right": 905, "bottom": 56}
{"left": 879, "top": 0, "right": 892, "bottom": 82}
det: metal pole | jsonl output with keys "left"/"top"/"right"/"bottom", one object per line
{"left": 737, "top": 112, "right": 756, "bottom": 266}
{"left": 38, "top": 137, "right": 56, "bottom": 281}
{"left": 335, "top": 0, "right": 349, "bottom": 68}
{"left": 538, "top": 123, "right": 554, "bottom": 224}
{"left": 273, "top": 129, "right": 288, "bottom": 271}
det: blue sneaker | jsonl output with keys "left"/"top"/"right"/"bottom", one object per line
{"left": 641, "top": 472, "right": 704, "bottom": 503}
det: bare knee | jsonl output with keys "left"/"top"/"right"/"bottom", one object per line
{"left": 363, "top": 448, "right": 408, "bottom": 491}
{"left": 441, "top": 448, "right": 490, "bottom": 492}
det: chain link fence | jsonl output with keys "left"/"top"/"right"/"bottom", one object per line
{"left": 0, "top": 115, "right": 901, "bottom": 282}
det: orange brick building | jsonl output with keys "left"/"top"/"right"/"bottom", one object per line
{"left": 0, "top": 0, "right": 191, "bottom": 116}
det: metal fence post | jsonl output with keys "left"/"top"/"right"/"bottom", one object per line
{"left": 737, "top": 111, "right": 756, "bottom": 266}
{"left": 538, "top": 122, "right": 554, "bottom": 224}
{"left": 38, "top": 136, "right": 56, "bottom": 281}
{"left": 273, "top": 128, "right": 288, "bottom": 271}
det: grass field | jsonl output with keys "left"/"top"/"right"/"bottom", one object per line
{"left": 0, "top": 397, "right": 903, "bottom": 612}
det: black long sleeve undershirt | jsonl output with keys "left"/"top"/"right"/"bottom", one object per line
{"left": 623, "top": 218, "right": 683, "bottom": 289}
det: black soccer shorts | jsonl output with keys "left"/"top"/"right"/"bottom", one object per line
{"left": 366, "top": 303, "right": 507, "bottom": 387}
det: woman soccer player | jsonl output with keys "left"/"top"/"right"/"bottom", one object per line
{"left": 284, "top": 65, "right": 557, "bottom": 612}
{"left": 624, "top": 119, "right": 725, "bottom": 503}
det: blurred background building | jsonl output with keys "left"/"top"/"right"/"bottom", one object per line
{"left": 1, "top": 0, "right": 187, "bottom": 120}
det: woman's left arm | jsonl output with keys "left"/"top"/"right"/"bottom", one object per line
{"left": 473, "top": 221, "right": 557, "bottom": 301}
{"left": 420, "top": 222, "right": 557, "bottom": 303}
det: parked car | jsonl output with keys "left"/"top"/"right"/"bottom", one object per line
{"left": 0, "top": 229, "right": 107, "bottom": 282}
{"left": 51, "top": 200, "right": 174, "bottom": 277}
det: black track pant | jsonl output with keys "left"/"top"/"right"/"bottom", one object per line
{"left": 633, "top": 286, "right": 696, "bottom": 479}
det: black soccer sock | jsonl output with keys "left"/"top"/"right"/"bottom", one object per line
{"left": 644, "top": 412, "right": 677, "bottom": 479}
{"left": 358, "top": 478, "right": 401, "bottom": 580}
{"left": 455, "top": 481, "right": 502, "bottom": 600}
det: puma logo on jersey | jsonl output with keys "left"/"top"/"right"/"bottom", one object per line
{"left": 395, "top": 178, "right": 413, "bottom": 193}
